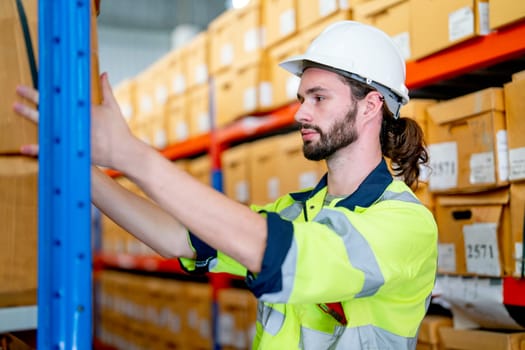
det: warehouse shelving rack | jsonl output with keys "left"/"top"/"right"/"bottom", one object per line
{"left": 11, "top": 6, "right": 521, "bottom": 349}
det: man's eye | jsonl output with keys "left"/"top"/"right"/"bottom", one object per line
{"left": 314, "top": 96, "right": 325, "bottom": 102}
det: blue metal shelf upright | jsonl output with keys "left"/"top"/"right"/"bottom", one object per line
{"left": 38, "top": 1, "right": 92, "bottom": 349}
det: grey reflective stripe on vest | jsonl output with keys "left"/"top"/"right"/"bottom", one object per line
{"left": 381, "top": 190, "right": 421, "bottom": 205}
{"left": 334, "top": 324, "right": 417, "bottom": 350}
{"left": 280, "top": 201, "right": 304, "bottom": 221}
{"left": 298, "top": 323, "right": 417, "bottom": 350}
{"left": 257, "top": 302, "right": 285, "bottom": 336}
{"left": 314, "top": 208, "right": 385, "bottom": 298}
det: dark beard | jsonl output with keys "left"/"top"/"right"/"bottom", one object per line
{"left": 302, "top": 103, "right": 358, "bottom": 161}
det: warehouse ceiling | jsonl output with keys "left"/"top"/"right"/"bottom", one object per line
{"left": 97, "top": 0, "right": 227, "bottom": 31}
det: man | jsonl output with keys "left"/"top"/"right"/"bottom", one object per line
{"left": 15, "top": 21, "right": 437, "bottom": 350}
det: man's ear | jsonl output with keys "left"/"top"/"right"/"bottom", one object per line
{"left": 362, "top": 91, "right": 384, "bottom": 121}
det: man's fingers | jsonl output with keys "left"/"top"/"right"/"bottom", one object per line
{"left": 20, "top": 144, "right": 39, "bottom": 157}
{"left": 16, "top": 85, "right": 39, "bottom": 105}
{"left": 100, "top": 72, "right": 116, "bottom": 106}
{"left": 13, "top": 102, "right": 39, "bottom": 123}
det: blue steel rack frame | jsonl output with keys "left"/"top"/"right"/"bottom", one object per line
{"left": 38, "top": 1, "right": 93, "bottom": 349}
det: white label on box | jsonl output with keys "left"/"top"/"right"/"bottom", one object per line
{"left": 469, "top": 152, "right": 495, "bottom": 184}
{"left": 338, "top": 0, "right": 349, "bottom": 10}
{"left": 419, "top": 162, "right": 431, "bottom": 182}
{"left": 234, "top": 329, "right": 248, "bottom": 348}
{"left": 516, "top": 242, "right": 523, "bottom": 277}
{"left": 195, "top": 64, "right": 208, "bottom": 85}
{"left": 156, "top": 85, "right": 168, "bottom": 104}
{"left": 218, "top": 313, "right": 234, "bottom": 345}
{"left": 244, "top": 86, "right": 257, "bottom": 111}
{"left": 478, "top": 1, "right": 490, "bottom": 35}
{"left": 198, "top": 112, "right": 211, "bottom": 133}
{"left": 286, "top": 75, "right": 301, "bottom": 100}
{"left": 259, "top": 81, "right": 273, "bottom": 108}
{"left": 221, "top": 43, "right": 234, "bottom": 66}
{"left": 200, "top": 319, "right": 211, "bottom": 338}
{"left": 176, "top": 121, "right": 189, "bottom": 141}
{"left": 438, "top": 243, "right": 457, "bottom": 273}
{"left": 392, "top": 32, "right": 411, "bottom": 60}
{"left": 140, "top": 94, "right": 153, "bottom": 114}
{"left": 299, "top": 171, "right": 318, "bottom": 189}
{"left": 449, "top": 6, "right": 474, "bottom": 42}
{"left": 428, "top": 142, "right": 458, "bottom": 190}
{"left": 463, "top": 223, "right": 500, "bottom": 276}
{"left": 244, "top": 28, "right": 260, "bottom": 53}
{"left": 435, "top": 275, "right": 524, "bottom": 330}
{"left": 235, "top": 180, "right": 249, "bottom": 203}
{"left": 268, "top": 177, "right": 280, "bottom": 200}
{"left": 280, "top": 9, "right": 296, "bottom": 36}
{"left": 496, "top": 130, "right": 509, "bottom": 181}
{"left": 319, "top": 0, "right": 337, "bottom": 16}
{"left": 172, "top": 74, "right": 186, "bottom": 94}
{"left": 188, "top": 310, "right": 198, "bottom": 328}
{"left": 509, "top": 147, "right": 525, "bottom": 181}
{"left": 154, "top": 129, "right": 167, "bottom": 149}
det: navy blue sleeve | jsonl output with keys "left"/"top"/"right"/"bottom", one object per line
{"left": 178, "top": 232, "right": 217, "bottom": 275}
{"left": 246, "top": 212, "right": 294, "bottom": 298}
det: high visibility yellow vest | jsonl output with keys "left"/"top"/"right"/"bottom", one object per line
{"left": 180, "top": 159, "right": 438, "bottom": 349}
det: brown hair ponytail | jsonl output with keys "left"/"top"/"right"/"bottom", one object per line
{"left": 380, "top": 112, "right": 428, "bottom": 188}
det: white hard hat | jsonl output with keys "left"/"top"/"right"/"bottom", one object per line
{"left": 279, "top": 21, "right": 409, "bottom": 118}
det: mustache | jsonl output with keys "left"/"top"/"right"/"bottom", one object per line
{"left": 300, "top": 123, "right": 322, "bottom": 133}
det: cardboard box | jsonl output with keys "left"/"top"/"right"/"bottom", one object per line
{"left": 439, "top": 327, "right": 525, "bottom": 350}
{"left": 427, "top": 88, "right": 508, "bottom": 194}
{"left": 185, "top": 32, "right": 209, "bottom": 89}
{"left": 248, "top": 137, "right": 281, "bottom": 205}
{"left": 1, "top": 0, "right": 100, "bottom": 154}
{"left": 208, "top": 9, "right": 237, "bottom": 74}
{"left": 184, "top": 282, "right": 213, "bottom": 350}
{"left": 264, "top": 11, "right": 352, "bottom": 111}
{"left": 217, "top": 288, "right": 258, "bottom": 350}
{"left": 134, "top": 67, "right": 157, "bottom": 122}
{"left": 222, "top": 144, "right": 251, "bottom": 204}
{"left": 236, "top": 62, "right": 273, "bottom": 116}
{"left": 354, "top": 0, "right": 412, "bottom": 60}
{"left": 0, "top": 157, "right": 38, "bottom": 307}
{"left": 161, "top": 279, "right": 189, "bottom": 348}
{"left": 165, "top": 94, "right": 189, "bottom": 145}
{"left": 234, "top": 0, "right": 264, "bottom": 70}
{"left": 489, "top": 0, "right": 525, "bottom": 30}
{"left": 214, "top": 61, "right": 272, "bottom": 127}
{"left": 266, "top": 35, "right": 303, "bottom": 111}
{"left": 504, "top": 78, "right": 525, "bottom": 182}
{"left": 435, "top": 188, "right": 513, "bottom": 277}
{"left": 187, "top": 84, "right": 211, "bottom": 138}
{"left": 262, "top": 0, "right": 297, "bottom": 48}
{"left": 509, "top": 183, "right": 525, "bottom": 278}
{"left": 417, "top": 315, "right": 454, "bottom": 350}
{"left": 164, "top": 47, "right": 188, "bottom": 98}
{"left": 114, "top": 78, "right": 137, "bottom": 125}
{"left": 296, "top": 0, "right": 348, "bottom": 31}
{"left": 512, "top": 70, "right": 525, "bottom": 82}
{"left": 213, "top": 68, "right": 238, "bottom": 128}
{"left": 410, "top": 0, "right": 490, "bottom": 60}
{"left": 400, "top": 98, "right": 437, "bottom": 143}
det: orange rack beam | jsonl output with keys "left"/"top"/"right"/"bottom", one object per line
{"left": 406, "top": 20, "right": 525, "bottom": 89}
